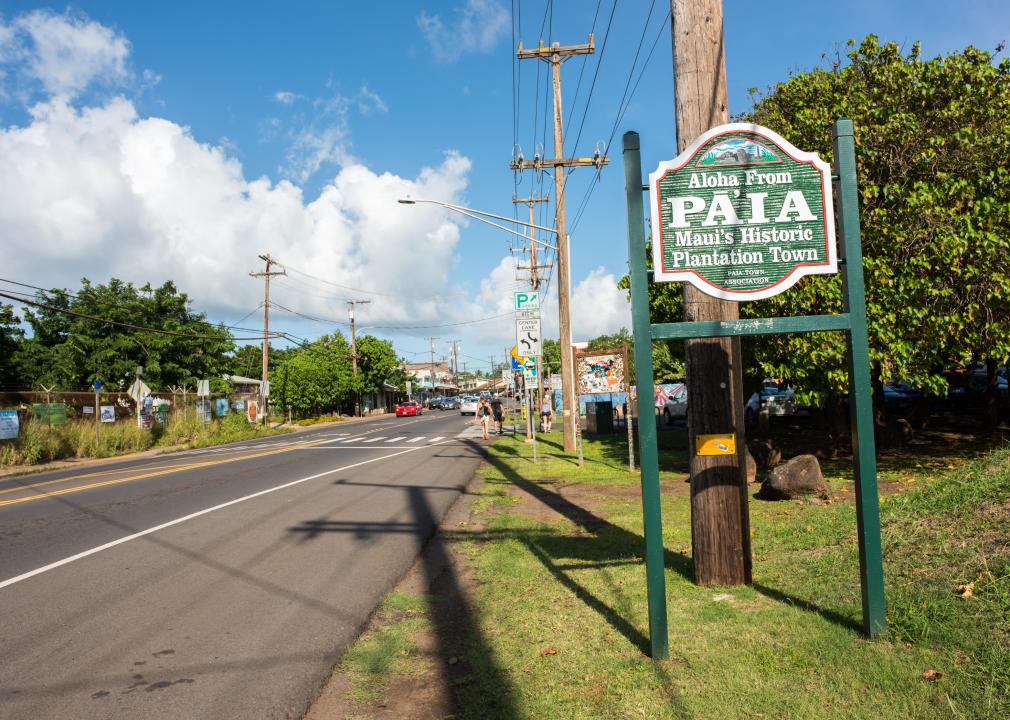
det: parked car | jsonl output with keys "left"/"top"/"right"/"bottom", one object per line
{"left": 745, "top": 381, "right": 796, "bottom": 426}
{"left": 443, "top": 397, "right": 460, "bottom": 410}
{"left": 427, "top": 396, "right": 444, "bottom": 410}
{"left": 459, "top": 396, "right": 479, "bottom": 416}
{"left": 663, "top": 384, "right": 687, "bottom": 425}
{"left": 883, "top": 381, "right": 922, "bottom": 412}
{"left": 395, "top": 401, "right": 423, "bottom": 417}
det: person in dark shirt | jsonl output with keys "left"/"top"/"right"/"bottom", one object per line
{"left": 490, "top": 394, "right": 504, "bottom": 434}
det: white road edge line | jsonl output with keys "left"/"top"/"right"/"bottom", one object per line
{"left": 0, "top": 439, "right": 457, "bottom": 592}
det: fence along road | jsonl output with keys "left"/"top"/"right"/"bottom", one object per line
{"left": 0, "top": 410, "right": 485, "bottom": 719}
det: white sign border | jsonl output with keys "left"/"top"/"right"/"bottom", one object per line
{"left": 648, "top": 122, "right": 837, "bottom": 301}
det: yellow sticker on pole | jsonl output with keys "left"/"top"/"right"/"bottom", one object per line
{"left": 695, "top": 433, "right": 736, "bottom": 456}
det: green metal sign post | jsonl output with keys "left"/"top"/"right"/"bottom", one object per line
{"left": 623, "top": 118, "right": 886, "bottom": 661}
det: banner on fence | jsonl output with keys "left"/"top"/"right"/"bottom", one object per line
{"left": 32, "top": 403, "right": 68, "bottom": 425}
{"left": 196, "top": 399, "right": 212, "bottom": 424}
{"left": 215, "top": 398, "right": 230, "bottom": 417}
{"left": 100, "top": 406, "right": 116, "bottom": 423}
{"left": 0, "top": 410, "right": 19, "bottom": 439}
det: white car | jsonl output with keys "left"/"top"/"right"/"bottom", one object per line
{"left": 663, "top": 384, "right": 687, "bottom": 425}
{"left": 459, "top": 396, "right": 479, "bottom": 416}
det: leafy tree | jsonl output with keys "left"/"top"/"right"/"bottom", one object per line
{"left": 274, "top": 334, "right": 354, "bottom": 417}
{"left": 637, "top": 37, "right": 1010, "bottom": 423}
{"left": 0, "top": 304, "right": 24, "bottom": 388}
{"left": 356, "top": 335, "right": 410, "bottom": 394}
{"left": 745, "top": 37, "right": 1010, "bottom": 404}
{"left": 227, "top": 343, "right": 291, "bottom": 380}
{"left": 14, "top": 279, "right": 235, "bottom": 390}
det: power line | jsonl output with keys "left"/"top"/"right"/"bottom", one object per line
{"left": 278, "top": 262, "right": 398, "bottom": 298}
{"left": 0, "top": 290, "right": 269, "bottom": 341}
{"left": 570, "top": 6, "right": 669, "bottom": 235}
{"left": 570, "top": 0, "right": 618, "bottom": 156}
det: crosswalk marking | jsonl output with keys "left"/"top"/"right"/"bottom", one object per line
{"left": 363, "top": 436, "right": 385, "bottom": 443}
{"left": 406, "top": 437, "right": 424, "bottom": 443}
{"left": 385, "top": 436, "right": 406, "bottom": 443}
{"left": 427, "top": 436, "right": 444, "bottom": 443}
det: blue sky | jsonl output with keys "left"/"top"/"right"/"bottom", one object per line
{"left": 0, "top": 1, "right": 1005, "bottom": 372}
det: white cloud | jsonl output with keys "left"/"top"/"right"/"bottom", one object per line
{"left": 570, "top": 267, "right": 631, "bottom": 341}
{"left": 0, "top": 10, "right": 130, "bottom": 98}
{"left": 356, "top": 85, "right": 388, "bottom": 115}
{"left": 0, "top": 95, "right": 483, "bottom": 334}
{"left": 273, "top": 90, "right": 298, "bottom": 105}
{"left": 417, "top": 0, "right": 509, "bottom": 63}
{"left": 274, "top": 86, "right": 389, "bottom": 183}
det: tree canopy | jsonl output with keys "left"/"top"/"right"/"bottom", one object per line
{"left": 12, "top": 279, "right": 235, "bottom": 390}
{"left": 638, "top": 36, "right": 1010, "bottom": 403}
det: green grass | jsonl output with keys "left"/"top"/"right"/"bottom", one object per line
{"left": 331, "top": 427, "right": 1009, "bottom": 719}
{"left": 0, "top": 411, "right": 288, "bottom": 467}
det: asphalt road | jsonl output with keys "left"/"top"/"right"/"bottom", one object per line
{"left": 0, "top": 411, "right": 491, "bottom": 719}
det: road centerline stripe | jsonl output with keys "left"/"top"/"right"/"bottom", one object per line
{"left": 0, "top": 438, "right": 459, "bottom": 591}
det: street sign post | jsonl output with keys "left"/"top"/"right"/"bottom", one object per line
{"left": 624, "top": 120, "right": 886, "bottom": 661}
{"left": 514, "top": 291, "right": 540, "bottom": 313}
{"left": 516, "top": 317, "right": 542, "bottom": 357}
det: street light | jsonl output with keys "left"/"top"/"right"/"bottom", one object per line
{"left": 397, "top": 197, "right": 558, "bottom": 251}
{"left": 398, "top": 195, "right": 579, "bottom": 456}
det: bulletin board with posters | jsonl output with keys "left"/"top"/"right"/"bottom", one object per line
{"left": 575, "top": 346, "right": 629, "bottom": 395}
{"left": 575, "top": 344, "right": 634, "bottom": 475}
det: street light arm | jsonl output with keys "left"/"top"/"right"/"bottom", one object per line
{"left": 398, "top": 197, "right": 560, "bottom": 251}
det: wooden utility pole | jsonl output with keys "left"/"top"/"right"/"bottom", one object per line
{"left": 514, "top": 36, "right": 607, "bottom": 454}
{"left": 448, "top": 340, "right": 461, "bottom": 394}
{"left": 671, "top": 0, "right": 751, "bottom": 586}
{"left": 425, "top": 337, "right": 439, "bottom": 406}
{"left": 348, "top": 299, "right": 372, "bottom": 416}
{"left": 250, "top": 254, "right": 285, "bottom": 424}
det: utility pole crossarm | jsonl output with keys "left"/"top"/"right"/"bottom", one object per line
{"left": 510, "top": 156, "right": 609, "bottom": 171}
{"left": 517, "top": 36, "right": 595, "bottom": 60}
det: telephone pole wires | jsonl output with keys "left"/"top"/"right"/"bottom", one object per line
{"left": 513, "top": 36, "right": 608, "bottom": 454}
{"left": 348, "top": 299, "right": 372, "bottom": 416}
{"left": 249, "top": 254, "right": 285, "bottom": 423}
{"left": 671, "top": 0, "right": 751, "bottom": 586}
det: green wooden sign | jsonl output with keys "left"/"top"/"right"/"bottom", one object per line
{"left": 649, "top": 123, "right": 836, "bottom": 300}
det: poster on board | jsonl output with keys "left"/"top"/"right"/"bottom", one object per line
{"left": 576, "top": 352, "right": 627, "bottom": 395}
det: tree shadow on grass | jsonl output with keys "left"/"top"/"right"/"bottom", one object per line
{"left": 476, "top": 440, "right": 691, "bottom": 657}
{"left": 476, "top": 438, "right": 866, "bottom": 652}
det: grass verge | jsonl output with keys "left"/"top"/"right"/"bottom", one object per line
{"left": 0, "top": 412, "right": 287, "bottom": 466}
{"left": 321, "top": 428, "right": 1009, "bottom": 720}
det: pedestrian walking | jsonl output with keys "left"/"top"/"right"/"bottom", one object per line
{"left": 490, "top": 393, "right": 504, "bottom": 435}
{"left": 478, "top": 398, "right": 492, "bottom": 440}
{"left": 540, "top": 396, "right": 554, "bottom": 433}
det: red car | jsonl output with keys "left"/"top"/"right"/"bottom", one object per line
{"left": 395, "top": 401, "right": 423, "bottom": 417}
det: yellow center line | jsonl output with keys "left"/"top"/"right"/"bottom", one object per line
{"left": 0, "top": 415, "right": 437, "bottom": 508}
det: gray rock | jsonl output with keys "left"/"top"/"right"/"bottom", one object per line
{"left": 749, "top": 438, "right": 782, "bottom": 469}
{"left": 745, "top": 447, "right": 757, "bottom": 484}
{"left": 759, "top": 454, "right": 828, "bottom": 500}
